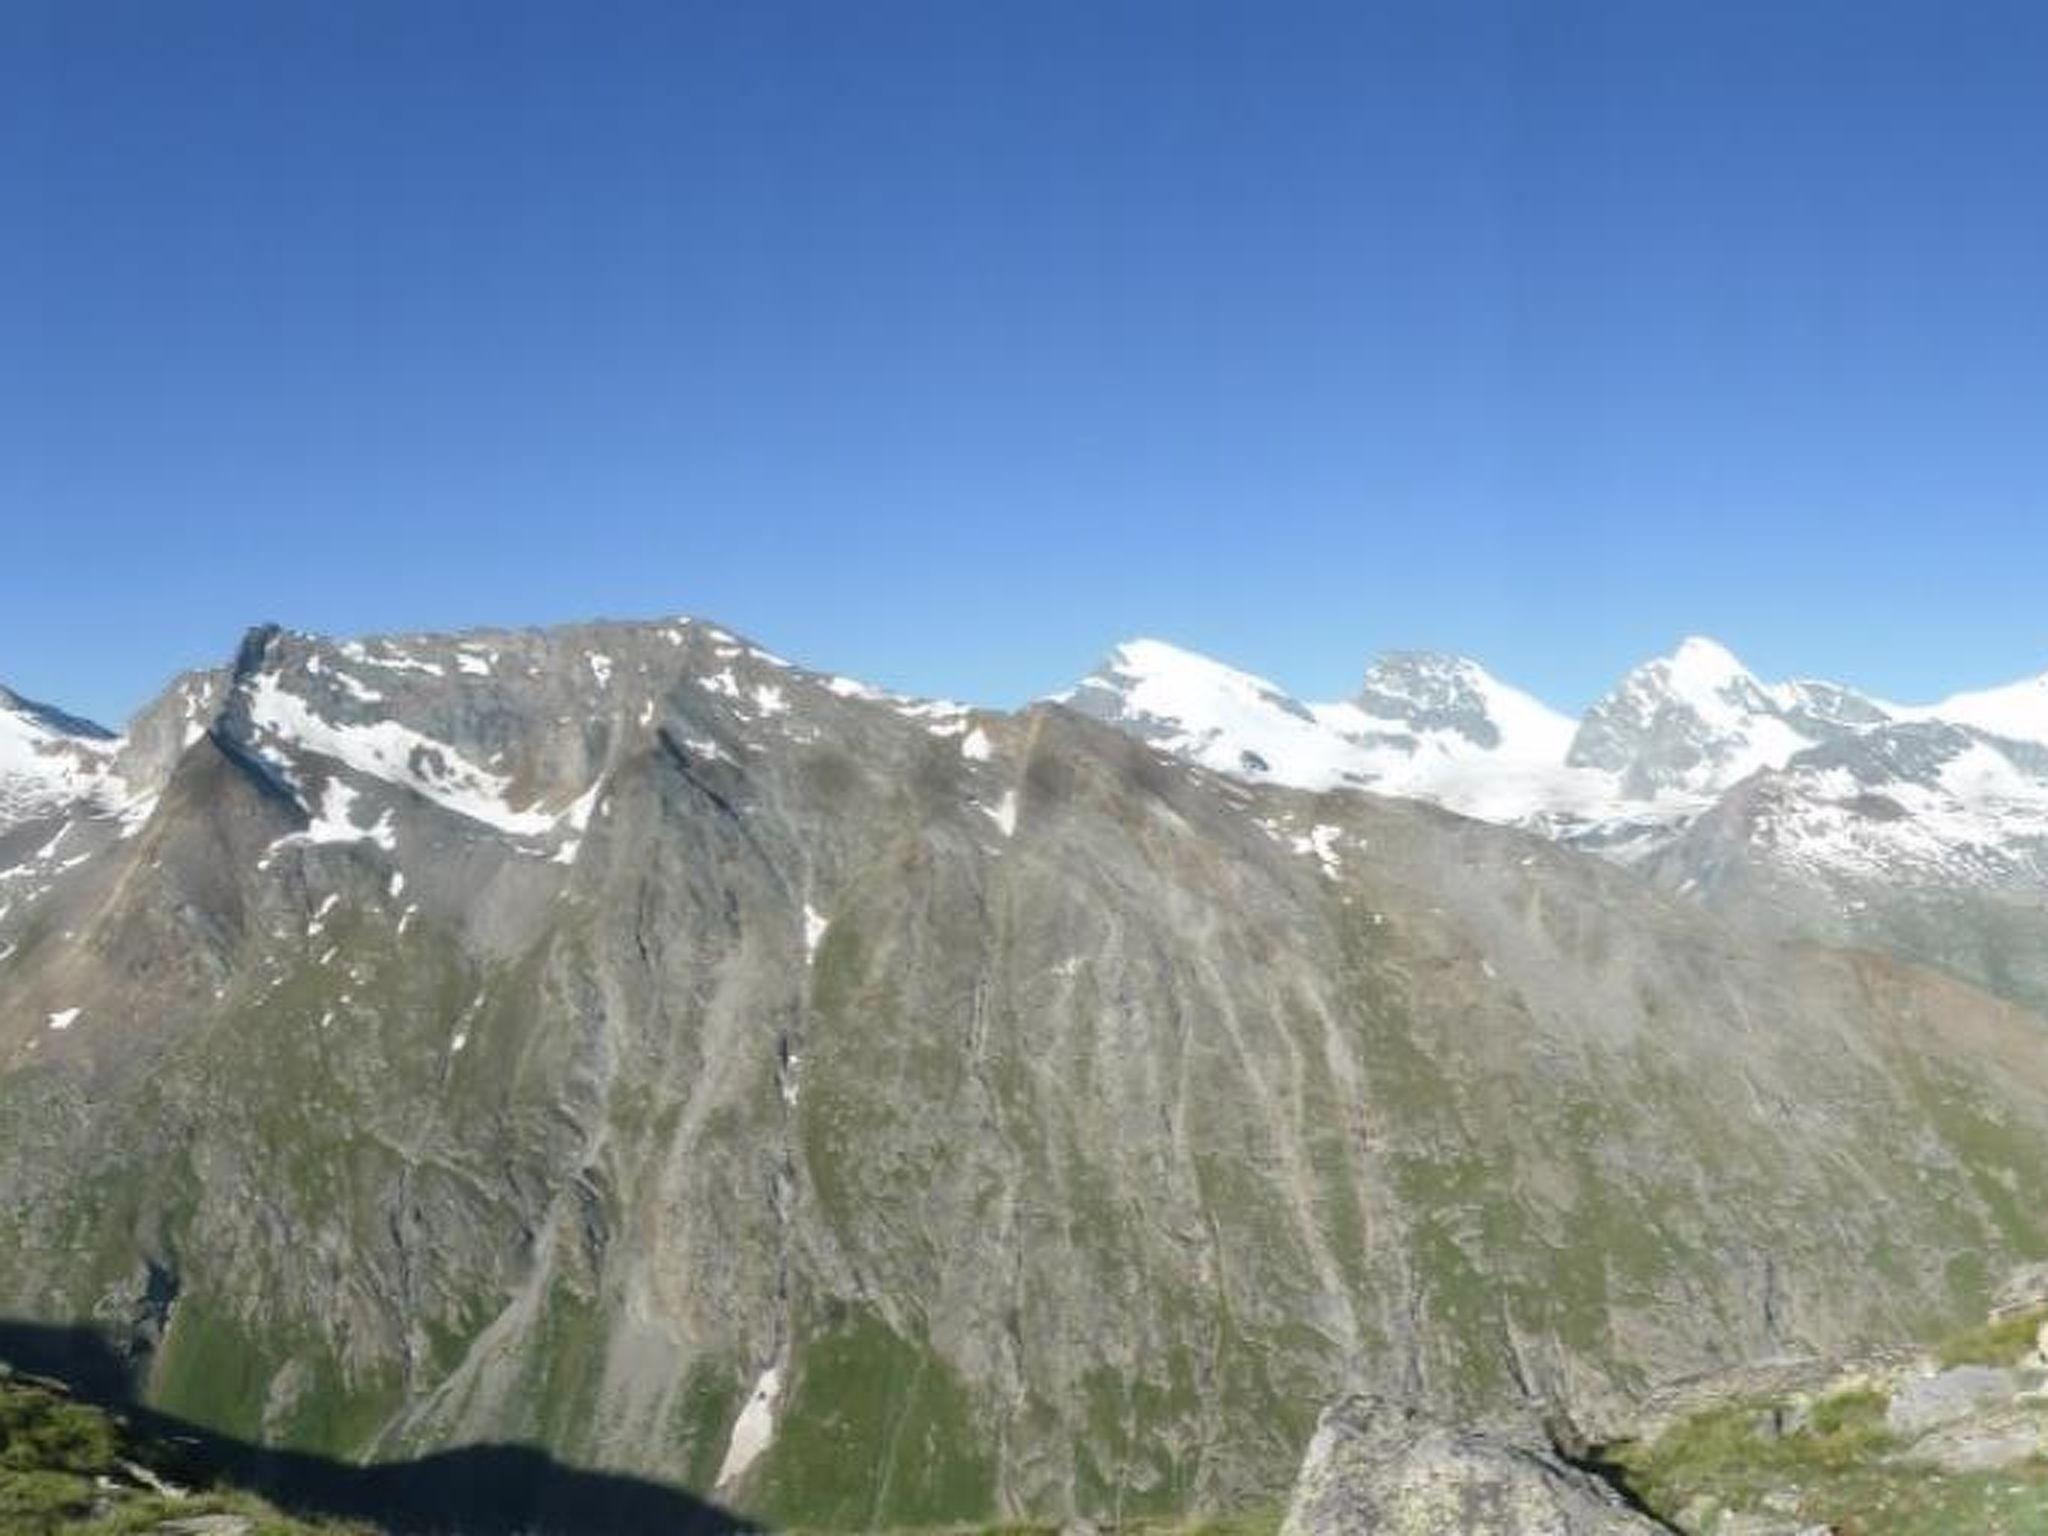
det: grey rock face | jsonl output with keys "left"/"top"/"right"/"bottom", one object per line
{"left": 1278, "top": 1397, "right": 1664, "bottom": 1536}
{"left": 1885, "top": 1364, "right": 2035, "bottom": 1436}
{"left": 1355, "top": 653, "right": 1503, "bottom": 749}
{"left": 1906, "top": 1402, "right": 2048, "bottom": 1473}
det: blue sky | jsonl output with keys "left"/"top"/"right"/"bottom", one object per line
{"left": 6, "top": 2, "right": 2048, "bottom": 726}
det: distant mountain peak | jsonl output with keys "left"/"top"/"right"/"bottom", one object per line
{"left": 1669, "top": 632, "right": 1749, "bottom": 673}
{"left": 0, "top": 684, "right": 115, "bottom": 743}
{"left": 1352, "top": 650, "right": 1575, "bottom": 760}
{"left": 1567, "top": 638, "right": 1808, "bottom": 798}
{"left": 0, "top": 683, "right": 120, "bottom": 834}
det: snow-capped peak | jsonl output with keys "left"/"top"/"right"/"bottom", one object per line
{"left": 0, "top": 686, "right": 118, "bottom": 833}
{"left": 1666, "top": 633, "right": 1753, "bottom": 690}
{"left": 1061, "top": 639, "right": 1344, "bottom": 783}
{"left": 1056, "top": 638, "right": 1619, "bottom": 823}
{"left": 1568, "top": 637, "right": 1815, "bottom": 799}
{"left": 1347, "top": 651, "right": 1578, "bottom": 762}
{"left": 1637, "top": 636, "right": 1774, "bottom": 724}
{"left": 0, "top": 687, "right": 115, "bottom": 747}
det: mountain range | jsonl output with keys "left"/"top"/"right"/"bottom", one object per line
{"left": 1065, "top": 633, "right": 2048, "bottom": 1014}
{"left": 3, "top": 617, "right": 2047, "bottom": 1528}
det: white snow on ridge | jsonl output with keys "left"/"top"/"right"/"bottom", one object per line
{"left": 247, "top": 675, "right": 559, "bottom": 837}
{"left": 328, "top": 671, "right": 385, "bottom": 706}
{"left": 1082, "top": 640, "right": 1371, "bottom": 789}
{"left": 1914, "top": 670, "right": 2048, "bottom": 748}
{"left": 1054, "top": 633, "right": 2048, "bottom": 877}
{"left": 1070, "top": 638, "right": 1612, "bottom": 823}
{"left": 338, "top": 642, "right": 445, "bottom": 678}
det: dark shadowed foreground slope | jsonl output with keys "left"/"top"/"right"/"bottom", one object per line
{"left": 0, "top": 1320, "right": 747, "bottom": 1533}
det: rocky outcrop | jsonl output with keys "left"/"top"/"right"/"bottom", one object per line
{"left": 1279, "top": 1397, "right": 1668, "bottom": 1535}
{"left": 1609, "top": 1293, "right": 2048, "bottom": 1530}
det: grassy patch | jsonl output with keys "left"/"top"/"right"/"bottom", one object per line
{"left": 1611, "top": 1384, "right": 1899, "bottom": 1514}
{"left": 1608, "top": 1305, "right": 2048, "bottom": 1534}
{"left": 1937, "top": 1303, "right": 2048, "bottom": 1369}
{"left": 842, "top": 1508, "right": 1284, "bottom": 1536}
{"left": 753, "top": 1307, "right": 996, "bottom": 1531}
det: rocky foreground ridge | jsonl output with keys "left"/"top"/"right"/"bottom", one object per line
{"left": 1276, "top": 1274, "right": 2048, "bottom": 1536}
{"left": 2, "top": 616, "right": 2047, "bottom": 1529}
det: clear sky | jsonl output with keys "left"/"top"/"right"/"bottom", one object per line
{"left": 7, "top": 2, "right": 2048, "bottom": 727}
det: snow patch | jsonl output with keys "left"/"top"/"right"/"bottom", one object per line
{"left": 308, "top": 893, "right": 341, "bottom": 936}
{"left": 983, "top": 790, "right": 1019, "bottom": 838}
{"left": 1288, "top": 824, "right": 1344, "bottom": 879}
{"left": 340, "top": 644, "right": 444, "bottom": 678}
{"left": 247, "top": 675, "right": 558, "bottom": 837}
{"left": 551, "top": 779, "right": 606, "bottom": 865}
{"left": 716, "top": 1368, "right": 782, "bottom": 1489}
{"left": 329, "top": 671, "right": 385, "bottom": 705}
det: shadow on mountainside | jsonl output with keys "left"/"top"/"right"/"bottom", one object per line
{"left": 0, "top": 1319, "right": 755, "bottom": 1536}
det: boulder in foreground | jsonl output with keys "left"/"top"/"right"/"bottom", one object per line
{"left": 1280, "top": 1396, "right": 1668, "bottom": 1536}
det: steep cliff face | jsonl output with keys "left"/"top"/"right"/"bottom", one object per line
{"left": 4, "top": 618, "right": 2048, "bottom": 1528}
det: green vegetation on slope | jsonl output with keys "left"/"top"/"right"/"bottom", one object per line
{"left": 755, "top": 1307, "right": 995, "bottom": 1531}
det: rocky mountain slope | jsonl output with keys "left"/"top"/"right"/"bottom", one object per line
{"left": 2, "top": 618, "right": 2047, "bottom": 1529}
